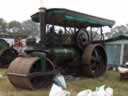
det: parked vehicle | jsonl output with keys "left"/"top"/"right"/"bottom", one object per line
{"left": 7, "top": 8, "right": 115, "bottom": 89}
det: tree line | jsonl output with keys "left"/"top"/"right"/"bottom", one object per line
{"left": 105, "top": 24, "right": 128, "bottom": 39}
{"left": 0, "top": 18, "right": 40, "bottom": 37}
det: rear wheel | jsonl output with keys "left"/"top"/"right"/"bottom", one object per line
{"left": 81, "top": 44, "right": 107, "bottom": 77}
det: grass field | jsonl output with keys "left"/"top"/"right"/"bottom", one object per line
{"left": 0, "top": 68, "right": 128, "bottom": 96}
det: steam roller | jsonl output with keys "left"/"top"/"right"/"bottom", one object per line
{"left": 7, "top": 44, "right": 107, "bottom": 90}
{"left": 7, "top": 8, "right": 115, "bottom": 90}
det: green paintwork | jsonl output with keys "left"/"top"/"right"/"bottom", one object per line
{"left": 49, "top": 48, "right": 78, "bottom": 63}
{"left": 0, "top": 39, "right": 9, "bottom": 55}
{"left": 47, "top": 9, "right": 114, "bottom": 27}
{"left": 64, "top": 15, "right": 112, "bottom": 27}
{"left": 32, "top": 8, "right": 115, "bottom": 27}
{"left": 30, "top": 52, "right": 46, "bottom": 72}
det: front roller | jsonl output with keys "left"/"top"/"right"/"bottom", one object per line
{"left": 7, "top": 56, "right": 55, "bottom": 90}
{"left": 81, "top": 44, "right": 107, "bottom": 77}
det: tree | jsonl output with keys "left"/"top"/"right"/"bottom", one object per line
{"left": 8, "top": 21, "right": 23, "bottom": 33}
{"left": 112, "top": 25, "right": 128, "bottom": 33}
{"left": 22, "top": 20, "right": 40, "bottom": 37}
{"left": 104, "top": 25, "right": 128, "bottom": 39}
{"left": 0, "top": 18, "right": 7, "bottom": 33}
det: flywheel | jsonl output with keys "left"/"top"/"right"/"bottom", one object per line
{"left": 76, "top": 29, "right": 89, "bottom": 49}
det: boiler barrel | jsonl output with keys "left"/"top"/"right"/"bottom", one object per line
{"left": 49, "top": 48, "right": 78, "bottom": 63}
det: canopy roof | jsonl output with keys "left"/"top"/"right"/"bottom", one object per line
{"left": 31, "top": 8, "right": 115, "bottom": 28}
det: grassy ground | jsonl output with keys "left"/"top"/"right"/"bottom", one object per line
{"left": 0, "top": 69, "right": 127, "bottom": 96}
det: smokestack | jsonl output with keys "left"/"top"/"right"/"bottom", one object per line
{"left": 39, "top": 0, "right": 46, "bottom": 47}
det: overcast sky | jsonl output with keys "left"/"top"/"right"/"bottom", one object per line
{"left": 0, "top": 0, "right": 127, "bottom": 26}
